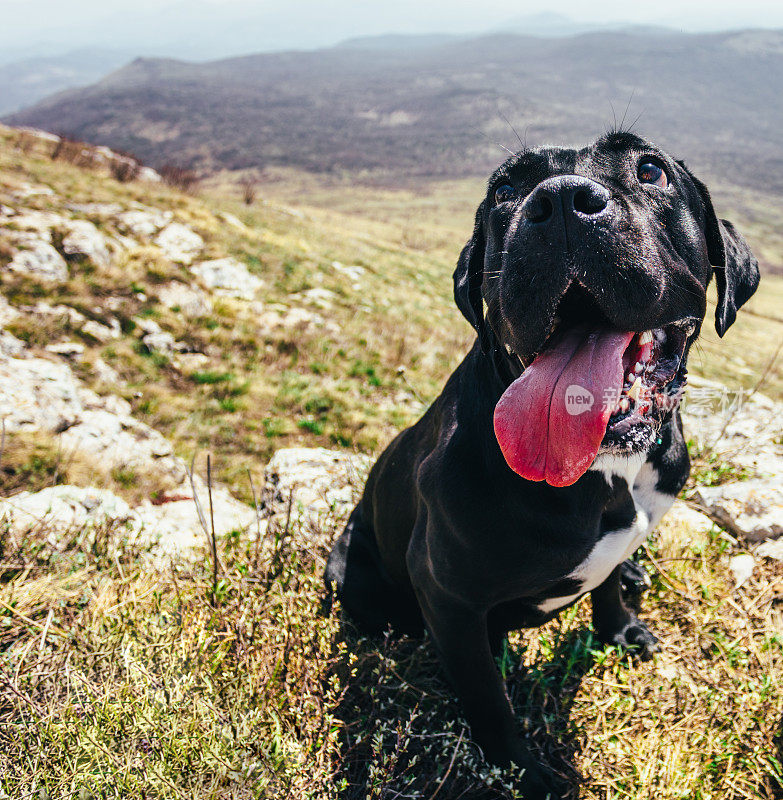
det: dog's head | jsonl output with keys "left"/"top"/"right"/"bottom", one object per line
{"left": 454, "top": 132, "right": 759, "bottom": 487}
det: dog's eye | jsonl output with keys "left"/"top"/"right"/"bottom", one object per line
{"left": 638, "top": 162, "right": 668, "bottom": 188}
{"left": 494, "top": 184, "right": 515, "bottom": 205}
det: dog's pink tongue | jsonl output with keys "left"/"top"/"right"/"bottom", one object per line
{"left": 494, "top": 327, "right": 634, "bottom": 487}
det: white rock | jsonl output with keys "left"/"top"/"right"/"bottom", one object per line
{"left": 133, "top": 476, "right": 257, "bottom": 558}
{"left": 20, "top": 302, "right": 86, "bottom": 326}
{"left": 93, "top": 357, "right": 121, "bottom": 384}
{"left": 219, "top": 212, "right": 251, "bottom": 233}
{"left": 191, "top": 257, "right": 263, "bottom": 299}
{"left": 154, "top": 223, "right": 204, "bottom": 264}
{"left": 0, "top": 480, "right": 253, "bottom": 562}
{"left": 115, "top": 209, "right": 172, "bottom": 238}
{"left": 690, "top": 480, "right": 783, "bottom": 541}
{"left": 0, "top": 330, "right": 26, "bottom": 358}
{"left": 172, "top": 352, "right": 210, "bottom": 372}
{"left": 756, "top": 538, "right": 783, "bottom": 561}
{"left": 0, "top": 355, "right": 82, "bottom": 432}
{"left": 253, "top": 304, "right": 338, "bottom": 336}
{"left": 60, "top": 407, "right": 174, "bottom": 462}
{"left": 263, "top": 447, "right": 371, "bottom": 536}
{"left": 0, "top": 295, "right": 19, "bottom": 326}
{"left": 79, "top": 389, "right": 131, "bottom": 416}
{"left": 7, "top": 241, "right": 68, "bottom": 282}
{"left": 142, "top": 331, "right": 177, "bottom": 355}
{"left": 728, "top": 553, "right": 756, "bottom": 588}
{"left": 6, "top": 209, "right": 67, "bottom": 235}
{"left": 294, "top": 287, "right": 336, "bottom": 309}
{"left": 662, "top": 500, "right": 715, "bottom": 534}
{"left": 46, "top": 341, "right": 85, "bottom": 360}
{"left": 82, "top": 319, "right": 121, "bottom": 342}
{"left": 13, "top": 128, "right": 60, "bottom": 144}
{"left": 332, "top": 261, "right": 365, "bottom": 282}
{"left": 0, "top": 353, "right": 184, "bottom": 482}
{"left": 9, "top": 184, "right": 56, "bottom": 200}
{"left": 137, "top": 166, "right": 162, "bottom": 183}
{"left": 67, "top": 202, "right": 125, "bottom": 217}
{"left": 682, "top": 382, "right": 783, "bottom": 480}
{"left": 155, "top": 281, "right": 212, "bottom": 317}
{"left": 61, "top": 219, "right": 112, "bottom": 269}
{"left": 0, "top": 486, "right": 133, "bottom": 535}
{"left": 133, "top": 317, "right": 162, "bottom": 336}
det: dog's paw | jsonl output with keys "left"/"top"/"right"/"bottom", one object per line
{"left": 601, "top": 615, "right": 660, "bottom": 659}
{"left": 485, "top": 742, "right": 572, "bottom": 798}
{"left": 619, "top": 558, "right": 651, "bottom": 598}
{"left": 509, "top": 756, "right": 571, "bottom": 800}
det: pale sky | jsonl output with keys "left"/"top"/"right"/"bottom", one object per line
{"left": 0, "top": 0, "right": 781, "bottom": 62}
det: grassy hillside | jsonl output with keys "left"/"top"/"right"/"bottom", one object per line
{"left": 6, "top": 29, "right": 783, "bottom": 196}
{"left": 2, "top": 126, "right": 782, "bottom": 501}
{"left": 0, "top": 128, "right": 781, "bottom": 799}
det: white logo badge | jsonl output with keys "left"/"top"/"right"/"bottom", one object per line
{"left": 564, "top": 384, "right": 594, "bottom": 416}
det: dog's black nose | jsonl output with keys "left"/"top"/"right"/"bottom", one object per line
{"left": 522, "top": 175, "right": 611, "bottom": 225}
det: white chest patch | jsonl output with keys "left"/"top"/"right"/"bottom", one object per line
{"left": 537, "top": 454, "right": 676, "bottom": 613}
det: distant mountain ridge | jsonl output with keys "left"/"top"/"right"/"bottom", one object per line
{"left": 5, "top": 28, "right": 783, "bottom": 193}
{"left": 0, "top": 49, "right": 132, "bottom": 115}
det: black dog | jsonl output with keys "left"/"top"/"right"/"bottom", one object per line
{"left": 325, "top": 132, "right": 759, "bottom": 797}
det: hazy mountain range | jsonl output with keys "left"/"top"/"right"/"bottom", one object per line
{"left": 0, "top": 49, "right": 133, "bottom": 115}
{"left": 5, "top": 27, "right": 783, "bottom": 193}
{"left": 0, "top": 12, "right": 646, "bottom": 115}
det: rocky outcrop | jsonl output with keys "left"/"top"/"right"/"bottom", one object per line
{"left": 155, "top": 281, "right": 212, "bottom": 318}
{"left": 690, "top": 481, "right": 783, "bottom": 541}
{"left": 115, "top": 208, "right": 173, "bottom": 238}
{"left": 0, "top": 480, "right": 257, "bottom": 561}
{"left": 681, "top": 376, "right": 783, "bottom": 542}
{"left": 7, "top": 240, "right": 68, "bottom": 282}
{"left": 191, "top": 257, "right": 263, "bottom": 299}
{"left": 154, "top": 222, "right": 204, "bottom": 264}
{"left": 681, "top": 376, "right": 783, "bottom": 479}
{"left": 60, "top": 219, "right": 112, "bottom": 269}
{"left": 0, "top": 352, "right": 183, "bottom": 481}
{"left": 0, "top": 346, "right": 256, "bottom": 559}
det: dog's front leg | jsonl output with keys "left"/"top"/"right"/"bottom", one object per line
{"left": 412, "top": 581, "right": 562, "bottom": 797}
{"left": 591, "top": 565, "right": 660, "bottom": 658}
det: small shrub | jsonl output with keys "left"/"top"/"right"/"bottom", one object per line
{"left": 109, "top": 157, "right": 142, "bottom": 183}
{"left": 159, "top": 164, "right": 200, "bottom": 193}
{"left": 240, "top": 174, "right": 258, "bottom": 205}
{"left": 51, "top": 134, "right": 95, "bottom": 168}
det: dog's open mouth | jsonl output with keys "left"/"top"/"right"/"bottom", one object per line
{"left": 493, "top": 290, "right": 693, "bottom": 487}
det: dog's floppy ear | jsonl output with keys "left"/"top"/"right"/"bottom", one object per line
{"left": 678, "top": 161, "right": 760, "bottom": 337}
{"left": 453, "top": 199, "right": 490, "bottom": 350}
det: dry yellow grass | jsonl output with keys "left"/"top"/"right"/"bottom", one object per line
{"left": 0, "top": 467, "right": 780, "bottom": 799}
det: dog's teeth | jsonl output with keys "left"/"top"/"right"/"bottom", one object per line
{"left": 639, "top": 330, "right": 654, "bottom": 345}
{"left": 626, "top": 372, "right": 635, "bottom": 383}
{"left": 619, "top": 398, "right": 630, "bottom": 412}
{"left": 627, "top": 377, "right": 643, "bottom": 401}
{"left": 505, "top": 343, "right": 513, "bottom": 355}
{"left": 634, "top": 361, "right": 644, "bottom": 372}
